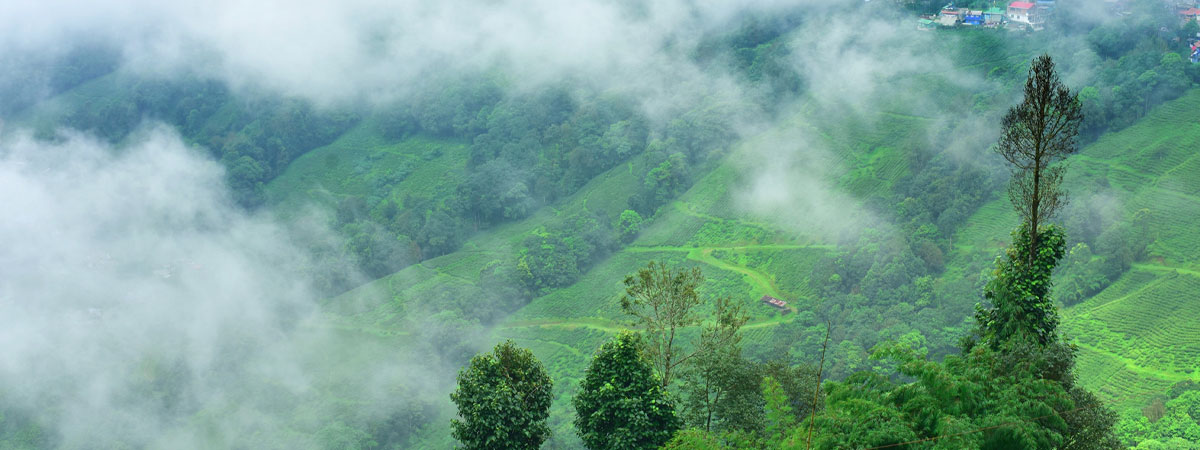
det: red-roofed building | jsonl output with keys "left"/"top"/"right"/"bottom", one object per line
{"left": 760, "top": 295, "right": 791, "bottom": 314}
{"left": 1181, "top": 7, "right": 1200, "bottom": 23}
{"left": 1008, "top": 1, "right": 1039, "bottom": 24}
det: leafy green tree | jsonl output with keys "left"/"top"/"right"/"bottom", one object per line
{"left": 1181, "top": 18, "right": 1200, "bottom": 42}
{"left": 681, "top": 321, "right": 762, "bottom": 434}
{"left": 1063, "top": 384, "right": 1122, "bottom": 450}
{"left": 574, "top": 332, "right": 681, "bottom": 449}
{"left": 761, "top": 377, "right": 797, "bottom": 448}
{"left": 317, "top": 422, "right": 375, "bottom": 450}
{"left": 976, "top": 225, "right": 1067, "bottom": 346}
{"left": 632, "top": 151, "right": 691, "bottom": 214}
{"left": 517, "top": 210, "right": 616, "bottom": 293}
{"left": 450, "top": 341, "right": 553, "bottom": 450}
{"left": 812, "top": 340, "right": 1077, "bottom": 450}
{"left": 621, "top": 262, "right": 747, "bottom": 387}
{"left": 618, "top": 209, "right": 644, "bottom": 243}
{"left": 661, "top": 429, "right": 730, "bottom": 449}
{"left": 982, "top": 54, "right": 1085, "bottom": 347}
{"left": 1055, "top": 243, "right": 1109, "bottom": 306}
{"left": 762, "top": 361, "right": 823, "bottom": 422}
{"left": 1121, "top": 389, "right": 1200, "bottom": 446}
{"left": 1155, "top": 53, "right": 1190, "bottom": 95}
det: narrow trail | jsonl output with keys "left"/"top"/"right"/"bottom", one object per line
{"left": 500, "top": 313, "right": 800, "bottom": 333}
{"left": 689, "top": 248, "right": 784, "bottom": 300}
{"left": 625, "top": 243, "right": 827, "bottom": 253}
{"left": 501, "top": 244, "right": 806, "bottom": 332}
{"left": 501, "top": 200, "right": 826, "bottom": 333}
{"left": 623, "top": 245, "right": 799, "bottom": 302}
{"left": 502, "top": 317, "right": 630, "bottom": 333}
{"left": 506, "top": 336, "right": 587, "bottom": 358}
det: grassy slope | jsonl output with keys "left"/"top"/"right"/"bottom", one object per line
{"left": 489, "top": 103, "right": 942, "bottom": 446}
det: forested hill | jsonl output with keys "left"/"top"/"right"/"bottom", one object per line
{"left": 2, "top": 0, "right": 1200, "bottom": 448}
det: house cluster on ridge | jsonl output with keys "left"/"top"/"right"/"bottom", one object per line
{"left": 923, "top": 0, "right": 1055, "bottom": 31}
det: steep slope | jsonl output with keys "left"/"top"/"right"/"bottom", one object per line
{"left": 1058, "top": 91, "right": 1200, "bottom": 408}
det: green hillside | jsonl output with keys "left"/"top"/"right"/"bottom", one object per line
{"left": 284, "top": 90, "right": 1200, "bottom": 448}
{"left": 1058, "top": 91, "right": 1200, "bottom": 408}
{"left": 285, "top": 83, "right": 997, "bottom": 446}
{"left": 9, "top": 4, "right": 1200, "bottom": 446}
{"left": 264, "top": 121, "right": 469, "bottom": 212}
{"left": 905, "top": 88, "right": 1200, "bottom": 439}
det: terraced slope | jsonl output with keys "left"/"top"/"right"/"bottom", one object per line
{"left": 1056, "top": 91, "right": 1200, "bottom": 408}
{"left": 264, "top": 119, "right": 469, "bottom": 212}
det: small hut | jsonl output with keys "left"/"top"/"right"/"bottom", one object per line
{"left": 760, "top": 295, "right": 791, "bottom": 314}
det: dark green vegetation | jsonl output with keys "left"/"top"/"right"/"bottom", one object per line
{"left": 573, "top": 332, "right": 680, "bottom": 449}
{"left": 451, "top": 341, "right": 553, "bottom": 449}
{"left": 3, "top": 1, "right": 1200, "bottom": 448}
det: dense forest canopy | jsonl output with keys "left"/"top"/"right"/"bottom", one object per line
{"left": 0, "top": 0, "right": 1198, "bottom": 448}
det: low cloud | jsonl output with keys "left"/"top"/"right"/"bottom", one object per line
{"left": 0, "top": 0, "right": 811, "bottom": 108}
{"left": 732, "top": 126, "right": 878, "bottom": 241}
{"left": 0, "top": 127, "right": 432, "bottom": 447}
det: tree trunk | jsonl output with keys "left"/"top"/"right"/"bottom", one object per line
{"left": 1030, "top": 154, "right": 1041, "bottom": 264}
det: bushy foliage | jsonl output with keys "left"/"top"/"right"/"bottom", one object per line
{"left": 976, "top": 225, "right": 1067, "bottom": 347}
{"left": 1117, "top": 382, "right": 1200, "bottom": 447}
{"left": 517, "top": 210, "right": 617, "bottom": 293}
{"left": 574, "top": 332, "right": 681, "bottom": 449}
{"left": 680, "top": 337, "right": 764, "bottom": 434}
{"left": 451, "top": 341, "right": 553, "bottom": 450}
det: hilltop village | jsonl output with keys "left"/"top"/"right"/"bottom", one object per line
{"left": 918, "top": 1, "right": 1053, "bottom": 31}
{"left": 921, "top": 0, "right": 1200, "bottom": 32}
